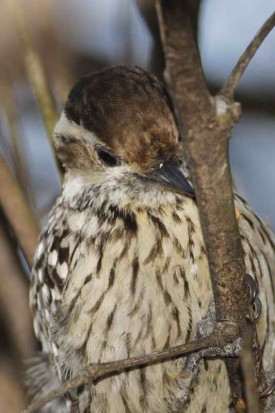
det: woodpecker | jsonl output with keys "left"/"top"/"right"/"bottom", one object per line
{"left": 29, "top": 65, "right": 275, "bottom": 412}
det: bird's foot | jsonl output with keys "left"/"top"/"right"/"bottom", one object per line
{"left": 177, "top": 275, "right": 262, "bottom": 409}
{"left": 244, "top": 273, "right": 262, "bottom": 319}
{"left": 175, "top": 304, "right": 241, "bottom": 409}
{"left": 184, "top": 337, "right": 241, "bottom": 374}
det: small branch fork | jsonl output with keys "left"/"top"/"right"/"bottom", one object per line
{"left": 22, "top": 6, "right": 275, "bottom": 413}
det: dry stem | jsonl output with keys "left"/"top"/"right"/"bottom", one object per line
{"left": 0, "top": 216, "right": 36, "bottom": 361}
{"left": 6, "top": 0, "right": 62, "bottom": 178}
{"left": 0, "top": 153, "right": 39, "bottom": 266}
{"left": 7, "top": 0, "right": 58, "bottom": 139}
{"left": 221, "top": 12, "right": 275, "bottom": 99}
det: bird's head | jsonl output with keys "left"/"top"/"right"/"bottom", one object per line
{"left": 54, "top": 65, "right": 194, "bottom": 205}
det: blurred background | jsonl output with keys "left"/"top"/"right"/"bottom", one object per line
{"left": 0, "top": 0, "right": 274, "bottom": 411}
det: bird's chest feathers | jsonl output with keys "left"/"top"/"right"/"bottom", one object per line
{"left": 59, "top": 200, "right": 212, "bottom": 364}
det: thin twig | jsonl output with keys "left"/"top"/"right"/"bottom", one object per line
{"left": 6, "top": 0, "right": 62, "bottom": 178}
{"left": 1, "top": 79, "right": 31, "bottom": 191}
{"left": 0, "top": 215, "right": 36, "bottom": 361}
{"left": 7, "top": 0, "right": 58, "bottom": 139}
{"left": 22, "top": 322, "right": 238, "bottom": 413}
{"left": 240, "top": 323, "right": 261, "bottom": 413}
{"left": 0, "top": 153, "right": 39, "bottom": 267}
{"left": 221, "top": 12, "right": 275, "bottom": 100}
{"left": 1, "top": 81, "right": 22, "bottom": 180}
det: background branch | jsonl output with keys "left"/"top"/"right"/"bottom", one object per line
{"left": 221, "top": 12, "right": 275, "bottom": 100}
{"left": 0, "top": 153, "right": 39, "bottom": 267}
{"left": 7, "top": 0, "right": 58, "bottom": 140}
{"left": 1, "top": 79, "right": 26, "bottom": 186}
{"left": 0, "top": 216, "right": 36, "bottom": 361}
{"left": 6, "top": 0, "right": 62, "bottom": 178}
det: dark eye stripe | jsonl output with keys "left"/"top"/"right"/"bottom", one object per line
{"left": 95, "top": 145, "right": 120, "bottom": 167}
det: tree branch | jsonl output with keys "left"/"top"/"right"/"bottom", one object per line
{"left": 221, "top": 12, "right": 275, "bottom": 100}
{"left": 0, "top": 153, "right": 39, "bottom": 267}
{"left": 156, "top": 1, "right": 270, "bottom": 410}
{"left": 22, "top": 322, "right": 238, "bottom": 413}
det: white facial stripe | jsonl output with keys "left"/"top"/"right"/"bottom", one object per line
{"left": 54, "top": 111, "right": 101, "bottom": 146}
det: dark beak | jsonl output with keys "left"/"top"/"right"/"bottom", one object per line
{"left": 147, "top": 162, "right": 195, "bottom": 198}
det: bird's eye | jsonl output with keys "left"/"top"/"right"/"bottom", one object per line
{"left": 95, "top": 146, "right": 120, "bottom": 167}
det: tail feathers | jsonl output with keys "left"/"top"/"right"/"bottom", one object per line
{"left": 24, "top": 353, "right": 70, "bottom": 413}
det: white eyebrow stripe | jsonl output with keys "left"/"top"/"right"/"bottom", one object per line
{"left": 54, "top": 111, "right": 101, "bottom": 146}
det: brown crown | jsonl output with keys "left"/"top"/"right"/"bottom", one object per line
{"left": 64, "top": 65, "right": 181, "bottom": 173}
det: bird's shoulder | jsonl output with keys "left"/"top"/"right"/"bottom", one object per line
{"left": 235, "top": 193, "right": 275, "bottom": 255}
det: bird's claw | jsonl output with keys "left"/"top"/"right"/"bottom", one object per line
{"left": 261, "top": 381, "right": 275, "bottom": 398}
{"left": 244, "top": 273, "right": 262, "bottom": 320}
{"left": 245, "top": 273, "right": 259, "bottom": 303}
{"left": 252, "top": 296, "right": 262, "bottom": 320}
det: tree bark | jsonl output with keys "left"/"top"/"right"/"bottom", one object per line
{"left": 156, "top": 1, "right": 272, "bottom": 410}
